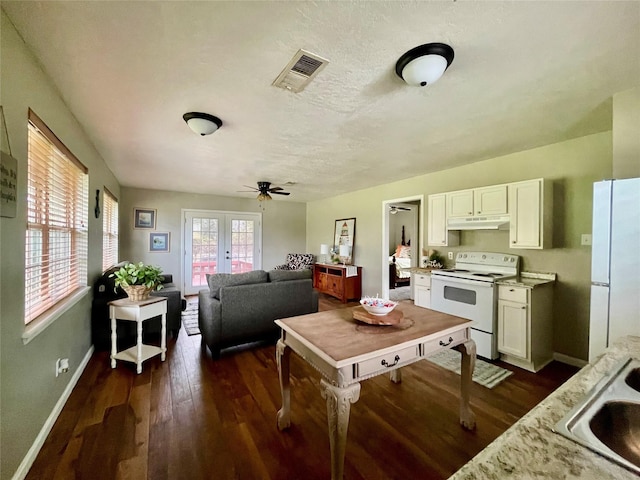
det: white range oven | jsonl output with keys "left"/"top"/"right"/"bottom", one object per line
{"left": 430, "top": 252, "right": 519, "bottom": 360}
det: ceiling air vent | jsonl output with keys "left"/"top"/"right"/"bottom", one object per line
{"left": 272, "top": 49, "right": 329, "bottom": 93}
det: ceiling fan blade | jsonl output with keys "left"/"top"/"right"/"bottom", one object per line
{"left": 270, "top": 191, "right": 290, "bottom": 195}
{"left": 268, "top": 186, "right": 284, "bottom": 192}
{"left": 242, "top": 185, "right": 259, "bottom": 190}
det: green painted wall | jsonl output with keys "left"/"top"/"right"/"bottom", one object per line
{"left": 1, "top": 11, "right": 120, "bottom": 479}
{"left": 307, "top": 132, "right": 613, "bottom": 362}
{"left": 119, "top": 187, "right": 308, "bottom": 288}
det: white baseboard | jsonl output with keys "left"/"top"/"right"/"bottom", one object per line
{"left": 12, "top": 346, "right": 94, "bottom": 480}
{"left": 553, "top": 351, "right": 588, "bottom": 369}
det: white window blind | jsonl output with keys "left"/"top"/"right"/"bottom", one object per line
{"left": 102, "top": 188, "right": 119, "bottom": 271}
{"left": 25, "top": 110, "right": 88, "bottom": 324}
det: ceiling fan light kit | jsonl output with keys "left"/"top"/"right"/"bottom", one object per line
{"left": 183, "top": 112, "right": 223, "bottom": 135}
{"left": 395, "top": 42, "right": 454, "bottom": 87}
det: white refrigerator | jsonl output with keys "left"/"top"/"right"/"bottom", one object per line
{"left": 588, "top": 178, "right": 640, "bottom": 362}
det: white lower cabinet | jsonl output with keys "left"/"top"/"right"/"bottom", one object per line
{"left": 497, "top": 282, "right": 554, "bottom": 372}
{"left": 413, "top": 273, "right": 431, "bottom": 309}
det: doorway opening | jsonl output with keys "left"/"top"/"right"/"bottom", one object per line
{"left": 382, "top": 196, "right": 424, "bottom": 300}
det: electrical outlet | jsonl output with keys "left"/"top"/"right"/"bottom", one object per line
{"left": 55, "top": 358, "right": 69, "bottom": 377}
{"left": 581, "top": 234, "right": 592, "bottom": 246}
{"left": 448, "top": 251, "right": 454, "bottom": 260}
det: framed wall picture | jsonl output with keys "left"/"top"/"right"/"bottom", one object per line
{"left": 149, "top": 232, "right": 170, "bottom": 252}
{"left": 134, "top": 208, "right": 156, "bottom": 229}
{"left": 333, "top": 217, "right": 356, "bottom": 263}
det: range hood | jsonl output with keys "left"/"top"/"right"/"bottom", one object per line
{"left": 447, "top": 215, "right": 510, "bottom": 231}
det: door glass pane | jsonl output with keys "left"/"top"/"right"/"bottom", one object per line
{"left": 231, "top": 219, "right": 254, "bottom": 273}
{"left": 192, "top": 217, "right": 218, "bottom": 286}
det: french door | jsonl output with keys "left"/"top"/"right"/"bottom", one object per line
{"left": 182, "top": 210, "right": 262, "bottom": 295}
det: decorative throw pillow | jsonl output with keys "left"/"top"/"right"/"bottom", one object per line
{"left": 398, "top": 246, "right": 411, "bottom": 258}
{"left": 206, "top": 270, "right": 268, "bottom": 299}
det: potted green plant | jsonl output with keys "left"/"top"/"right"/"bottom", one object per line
{"left": 110, "top": 262, "right": 164, "bottom": 301}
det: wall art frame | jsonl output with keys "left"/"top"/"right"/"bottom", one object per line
{"left": 149, "top": 232, "right": 170, "bottom": 252}
{"left": 134, "top": 208, "right": 156, "bottom": 229}
{"left": 333, "top": 217, "right": 356, "bottom": 262}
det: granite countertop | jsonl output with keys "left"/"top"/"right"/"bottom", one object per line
{"left": 448, "top": 335, "right": 640, "bottom": 480}
{"left": 497, "top": 271, "right": 556, "bottom": 288}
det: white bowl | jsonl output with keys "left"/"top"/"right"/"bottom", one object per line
{"left": 360, "top": 298, "right": 398, "bottom": 316}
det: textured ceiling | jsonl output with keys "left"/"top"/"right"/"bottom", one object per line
{"left": 3, "top": 1, "right": 639, "bottom": 202}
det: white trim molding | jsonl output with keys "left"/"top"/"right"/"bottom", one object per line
{"left": 553, "top": 352, "right": 587, "bottom": 369}
{"left": 12, "top": 346, "right": 94, "bottom": 480}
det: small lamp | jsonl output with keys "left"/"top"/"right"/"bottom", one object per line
{"left": 339, "top": 245, "right": 350, "bottom": 265}
{"left": 395, "top": 43, "right": 454, "bottom": 87}
{"left": 183, "top": 112, "right": 223, "bottom": 135}
{"left": 320, "top": 244, "right": 329, "bottom": 264}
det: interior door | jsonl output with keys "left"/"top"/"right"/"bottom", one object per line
{"left": 183, "top": 210, "right": 261, "bottom": 295}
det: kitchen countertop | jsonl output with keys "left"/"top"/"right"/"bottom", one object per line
{"left": 497, "top": 271, "right": 556, "bottom": 288}
{"left": 448, "top": 335, "right": 640, "bottom": 480}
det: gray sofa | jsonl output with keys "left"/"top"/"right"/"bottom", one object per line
{"left": 198, "top": 269, "right": 319, "bottom": 358}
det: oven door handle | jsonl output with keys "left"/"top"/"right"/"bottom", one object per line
{"left": 431, "top": 277, "right": 494, "bottom": 288}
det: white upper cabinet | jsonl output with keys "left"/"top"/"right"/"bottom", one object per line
{"left": 427, "top": 193, "right": 459, "bottom": 246}
{"left": 446, "top": 189, "right": 474, "bottom": 217}
{"left": 474, "top": 185, "right": 508, "bottom": 216}
{"left": 447, "top": 185, "right": 508, "bottom": 218}
{"left": 508, "top": 178, "right": 552, "bottom": 249}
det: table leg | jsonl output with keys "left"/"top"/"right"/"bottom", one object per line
{"left": 455, "top": 340, "right": 477, "bottom": 430}
{"left": 110, "top": 314, "right": 117, "bottom": 369}
{"left": 320, "top": 379, "right": 361, "bottom": 480}
{"left": 161, "top": 311, "right": 166, "bottom": 361}
{"left": 276, "top": 339, "right": 291, "bottom": 430}
{"left": 390, "top": 368, "right": 402, "bottom": 384}
{"left": 136, "top": 319, "right": 143, "bottom": 374}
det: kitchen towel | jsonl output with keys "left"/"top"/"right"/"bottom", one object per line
{"left": 346, "top": 266, "right": 358, "bottom": 277}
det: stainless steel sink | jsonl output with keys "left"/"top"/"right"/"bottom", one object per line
{"left": 554, "top": 357, "right": 640, "bottom": 475}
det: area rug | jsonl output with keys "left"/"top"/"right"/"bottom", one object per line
{"left": 181, "top": 296, "right": 200, "bottom": 336}
{"left": 389, "top": 286, "right": 411, "bottom": 302}
{"left": 426, "top": 348, "right": 513, "bottom": 389}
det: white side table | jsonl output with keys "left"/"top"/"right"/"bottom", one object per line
{"left": 109, "top": 296, "right": 167, "bottom": 374}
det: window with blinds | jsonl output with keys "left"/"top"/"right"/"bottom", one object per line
{"left": 102, "top": 188, "right": 119, "bottom": 270}
{"left": 25, "top": 110, "right": 88, "bottom": 325}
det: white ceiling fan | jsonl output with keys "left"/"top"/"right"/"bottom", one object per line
{"left": 389, "top": 205, "right": 411, "bottom": 215}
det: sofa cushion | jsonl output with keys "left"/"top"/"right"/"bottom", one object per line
{"left": 268, "top": 269, "right": 312, "bottom": 282}
{"left": 207, "top": 270, "right": 268, "bottom": 299}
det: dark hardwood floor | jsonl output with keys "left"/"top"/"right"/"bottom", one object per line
{"left": 26, "top": 295, "right": 578, "bottom": 480}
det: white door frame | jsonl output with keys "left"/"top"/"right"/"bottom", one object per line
{"left": 381, "top": 195, "right": 424, "bottom": 299}
{"left": 181, "top": 208, "right": 262, "bottom": 295}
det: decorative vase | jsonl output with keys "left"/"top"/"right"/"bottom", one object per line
{"left": 123, "top": 285, "right": 153, "bottom": 301}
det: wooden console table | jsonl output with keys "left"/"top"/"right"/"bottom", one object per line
{"left": 313, "top": 263, "right": 362, "bottom": 303}
{"left": 275, "top": 303, "right": 476, "bottom": 480}
{"left": 109, "top": 296, "right": 167, "bottom": 374}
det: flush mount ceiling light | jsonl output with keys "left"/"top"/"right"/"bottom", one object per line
{"left": 395, "top": 43, "right": 454, "bottom": 87}
{"left": 182, "top": 112, "right": 223, "bottom": 136}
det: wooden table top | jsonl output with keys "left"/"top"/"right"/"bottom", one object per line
{"left": 276, "top": 302, "right": 471, "bottom": 363}
{"left": 108, "top": 296, "right": 166, "bottom": 307}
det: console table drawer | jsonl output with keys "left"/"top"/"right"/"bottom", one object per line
{"left": 423, "top": 329, "right": 467, "bottom": 356}
{"left": 355, "top": 345, "right": 419, "bottom": 378}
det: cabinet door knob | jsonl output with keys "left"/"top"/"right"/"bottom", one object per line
{"left": 521, "top": 306, "right": 526, "bottom": 309}
{"left": 509, "top": 288, "right": 515, "bottom": 292}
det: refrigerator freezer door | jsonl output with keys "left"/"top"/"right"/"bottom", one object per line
{"left": 608, "top": 177, "right": 640, "bottom": 345}
{"left": 588, "top": 284, "right": 610, "bottom": 362}
{"left": 591, "top": 181, "right": 612, "bottom": 285}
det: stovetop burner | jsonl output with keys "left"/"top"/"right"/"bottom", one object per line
{"left": 431, "top": 252, "right": 520, "bottom": 283}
